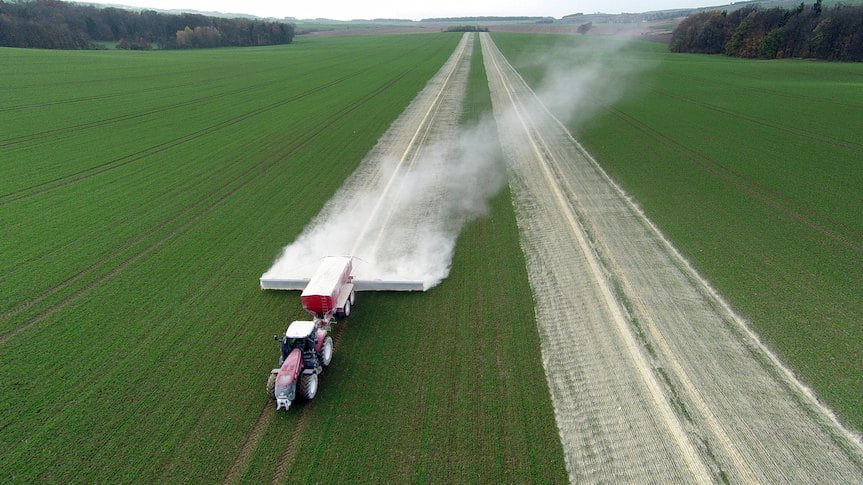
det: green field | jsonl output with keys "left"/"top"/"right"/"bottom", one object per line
{"left": 492, "top": 32, "right": 863, "bottom": 432}
{"left": 4, "top": 26, "right": 862, "bottom": 482}
{"left": 0, "top": 34, "right": 567, "bottom": 482}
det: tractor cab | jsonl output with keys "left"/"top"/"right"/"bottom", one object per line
{"left": 280, "top": 321, "right": 316, "bottom": 364}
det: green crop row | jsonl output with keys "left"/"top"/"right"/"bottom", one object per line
{"left": 491, "top": 32, "right": 863, "bottom": 432}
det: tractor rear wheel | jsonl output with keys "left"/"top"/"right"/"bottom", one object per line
{"left": 321, "top": 336, "right": 333, "bottom": 366}
{"left": 349, "top": 290, "right": 355, "bottom": 305}
{"left": 266, "top": 373, "right": 276, "bottom": 400}
{"left": 299, "top": 373, "right": 318, "bottom": 400}
{"left": 343, "top": 299, "right": 351, "bottom": 318}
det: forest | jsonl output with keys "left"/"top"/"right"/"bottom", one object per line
{"left": 0, "top": 0, "right": 294, "bottom": 49}
{"left": 670, "top": 1, "right": 863, "bottom": 60}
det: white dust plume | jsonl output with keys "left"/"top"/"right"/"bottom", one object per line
{"left": 262, "top": 119, "right": 505, "bottom": 289}
{"left": 263, "top": 34, "right": 645, "bottom": 290}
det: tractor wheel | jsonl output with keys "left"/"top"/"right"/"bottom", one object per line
{"left": 349, "top": 290, "right": 356, "bottom": 305}
{"left": 266, "top": 373, "right": 276, "bottom": 400}
{"left": 343, "top": 299, "right": 351, "bottom": 318}
{"left": 321, "top": 336, "right": 334, "bottom": 367}
{"left": 299, "top": 373, "right": 318, "bottom": 400}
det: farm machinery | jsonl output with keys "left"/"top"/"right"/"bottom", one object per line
{"left": 261, "top": 256, "right": 422, "bottom": 411}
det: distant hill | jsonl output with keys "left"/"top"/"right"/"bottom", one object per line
{"left": 78, "top": 2, "right": 271, "bottom": 20}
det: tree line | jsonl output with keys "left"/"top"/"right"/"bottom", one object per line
{"left": 669, "top": 1, "right": 863, "bottom": 61}
{"left": 444, "top": 25, "right": 489, "bottom": 32}
{"left": 422, "top": 16, "right": 552, "bottom": 22}
{"left": 0, "top": 0, "right": 294, "bottom": 50}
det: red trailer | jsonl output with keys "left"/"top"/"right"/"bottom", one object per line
{"left": 300, "top": 256, "right": 355, "bottom": 318}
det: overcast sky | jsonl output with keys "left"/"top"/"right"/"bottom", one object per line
{"left": 86, "top": 0, "right": 730, "bottom": 20}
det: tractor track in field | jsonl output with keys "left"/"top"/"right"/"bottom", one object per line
{"left": 651, "top": 87, "right": 863, "bottom": 151}
{"left": 262, "top": 32, "right": 473, "bottom": 286}
{"left": 0, "top": 64, "right": 423, "bottom": 343}
{"left": 225, "top": 316, "right": 352, "bottom": 485}
{"left": 0, "top": 64, "right": 218, "bottom": 92}
{"left": 223, "top": 402, "right": 274, "bottom": 484}
{"left": 270, "top": 400, "right": 312, "bottom": 484}
{"left": 676, "top": 71, "right": 863, "bottom": 110}
{"left": 0, "top": 54, "right": 351, "bottom": 113}
{"left": 600, "top": 103, "right": 863, "bottom": 253}
{"left": 481, "top": 32, "right": 863, "bottom": 483}
{"left": 0, "top": 81, "right": 199, "bottom": 113}
{"left": 0, "top": 45, "right": 422, "bottom": 154}
{"left": 268, "top": 318, "right": 353, "bottom": 485}
{"left": 0, "top": 49, "right": 427, "bottom": 204}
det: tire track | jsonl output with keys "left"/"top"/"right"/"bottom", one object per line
{"left": 651, "top": 87, "right": 862, "bottom": 151}
{"left": 601, "top": 104, "right": 863, "bottom": 253}
{"left": 0, "top": 66, "right": 418, "bottom": 343}
{"left": 538, "top": 130, "right": 760, "bottom": 483}
{"left": 269, "top": 400, "right": 312, "bottom": 485}
{"left": 223, "top": 402, "right": 274, "bottom": 484}
{"left": 0, "top": 70, "right": 369, "bottom": 204}
{"left": 676, "top": 71, "right": 863, "bottom": 110}
{"left": 0, "top": 45, "right": 431, "bottom": 204}
{"left": 362, "top": 35, "right": 473, "bottom": 255}
{"left": 0, "top": 54, "right": 348, "bottom": 113}
{"left": 0, "top": 47, "right": 409, "bottom": 152}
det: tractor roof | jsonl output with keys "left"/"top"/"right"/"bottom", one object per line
{"left": 285, "top": 321, "right": 316, "bottom": 338}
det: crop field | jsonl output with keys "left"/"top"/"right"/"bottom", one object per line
{"left": 0, "top": 34, "right": 566, "bottom": 482}
{"left": 491, "top": 32, "right": 863, "bottom": 432}
{"left": 3, "top": 25, "right": 862, "bottom": 483}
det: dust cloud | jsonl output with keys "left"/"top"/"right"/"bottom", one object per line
{"left": 262, "top": 120, "right": 504, "bottom": 289}
{"left": 263, "top": 34, "right": 507, "bottom": 289}
{"left": 262, "top": 33, "right": 641, "bottom": 290}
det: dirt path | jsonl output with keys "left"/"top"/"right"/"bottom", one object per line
{"left": 480, "top": 32, "right": 863, "bottom": 483}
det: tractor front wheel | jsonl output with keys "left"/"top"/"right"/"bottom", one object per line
{"left": 343, "top": 299, "right": 351, "bottom": 318}
{"left": 266, "top": 373, "right": 276, "bottom": 400}
{"left": 349, "top": 290, "right": 356, "bottom": 305}
{"left": 300, "top": 373, "right": 318, "bottom": 400}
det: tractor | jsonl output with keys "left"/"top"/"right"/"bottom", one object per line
{"left": 261, "top": 255, "right": 420, "bottom": 411}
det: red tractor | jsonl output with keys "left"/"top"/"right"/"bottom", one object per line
{"left": 266, "top": 256, "right": 355, "bottom": 410}
{"left": 262, "top": 255, "right": 421, "bottom": 411}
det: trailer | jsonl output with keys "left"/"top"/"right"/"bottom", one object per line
{"left": 262, "top": 256, "right": 422, "bottom": 410}
{"left": 300, "top": 256, "right": 354, "bottom": 319}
